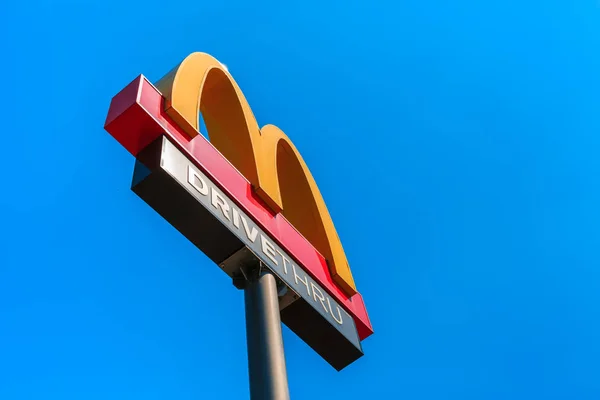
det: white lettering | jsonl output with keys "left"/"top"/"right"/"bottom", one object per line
{"left": 232, "top": 208, "right": 258, "bottom": 243}
{"left": 275, "top": 249, "right": 290, "bottom": 274}
{"left": 310, "top": 282, "right": 328, "bottom": 314}
{"left": 292, "top": 264, "right": 311, "bottom": 296}
{"left": 187, "top": 166, "right": 209, "bottom": 195}
{"left": 211, "top": 188, "right": 231, "bottom": 221}
{"left": 261, "top": 235, "right": 278, "bottom": 264}
{"left": 232, "top": 207, "right": 241, "bottom": 228}
{"left": 240, "top": 215, "right": 258, "bottom": 243}
{"left": 327, "top": 298, "right": 343, "bottom": 325}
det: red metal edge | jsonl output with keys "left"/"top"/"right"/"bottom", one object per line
{"left": 104, "top": 75, "right": 374, "bottom": 341}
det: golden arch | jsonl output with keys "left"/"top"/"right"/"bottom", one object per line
{"left": 156, "top": 52, "right": 357, "bottom": 296}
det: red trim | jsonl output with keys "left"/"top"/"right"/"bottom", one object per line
{"left": 104, "top": 75, "right": 373, "bottom": 340}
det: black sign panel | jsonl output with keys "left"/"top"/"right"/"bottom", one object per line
{"left": 131, "top": 136, "right": 363, "bottom": 370}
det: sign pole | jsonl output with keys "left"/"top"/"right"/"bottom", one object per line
{"left": 243, "top": 265, "right": 291, "bottom": 400}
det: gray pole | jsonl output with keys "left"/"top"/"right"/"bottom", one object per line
{"left": 244, "top": 269, "right": 291, "bottom": 400}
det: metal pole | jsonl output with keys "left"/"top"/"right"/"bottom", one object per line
{"left": 244, "top": 269, "right": 291, "bottom": 400}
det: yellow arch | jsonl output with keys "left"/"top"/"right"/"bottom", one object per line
{"left": 156, "top": 52, "right": 357, "bottom": 296}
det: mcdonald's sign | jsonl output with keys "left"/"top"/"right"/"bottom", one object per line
{"left": 104, "top": 52, "right": 373, "bottom": 370}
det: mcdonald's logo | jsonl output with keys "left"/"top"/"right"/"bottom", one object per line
{"left": 104, "top": 52, "right": 373, "bottom": 370}
{"left": 156, "top": 52, "right": 356, "bottom": 296}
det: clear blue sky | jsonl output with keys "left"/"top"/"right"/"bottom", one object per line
{"left": 2, "top": 1, "right": 600, "bottom": 399}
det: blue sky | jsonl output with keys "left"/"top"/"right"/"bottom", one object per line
{"left": 2, "top": 1, "right": 600, "bottom": 399}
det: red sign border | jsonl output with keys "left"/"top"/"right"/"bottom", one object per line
{"left": 104, "top": 75, "right": 373, "bottom": 341}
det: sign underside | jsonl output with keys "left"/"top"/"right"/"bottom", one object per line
{"left": 132, "top": 136, "right": 363, "bottom": 370}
